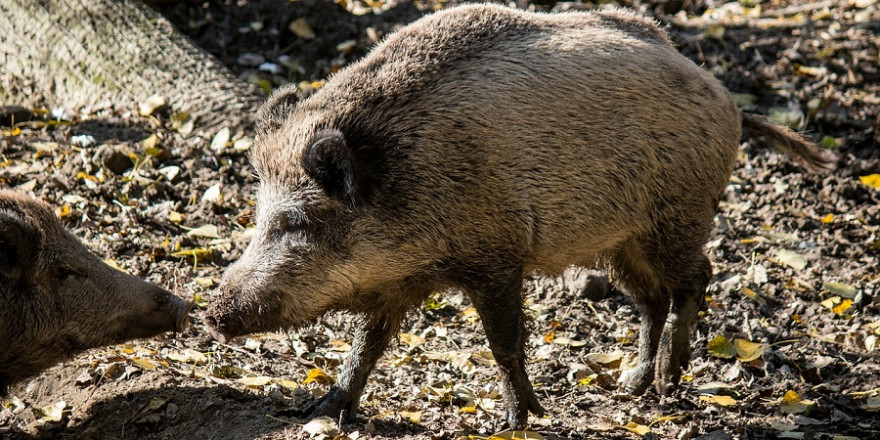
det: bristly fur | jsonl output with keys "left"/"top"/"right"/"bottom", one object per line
{"left": 212, "top": 3, "right": 834, "bottom": 427}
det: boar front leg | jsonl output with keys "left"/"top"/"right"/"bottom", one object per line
{"left": 655, "top": 256, "right": 710, "bottom": 394}
{"left": 464, "top": 269, "right": 545, "bottom": 429}
{"left": 304, "top": 313, "right": 402, "bottom": 422}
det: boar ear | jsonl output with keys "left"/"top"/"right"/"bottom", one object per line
{"left": 303, "top": 129, "right": 364, "bottom": 207}
{"left": 0, "top": 209, "right": 31, "bottom": 284}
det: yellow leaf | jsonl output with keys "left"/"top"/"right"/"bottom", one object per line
{"left": 707, "top": 334, "right": 737, "bottom": 359}
{"left": 104, "top": 258, "right": 128, "bottom": 273}
{"left": 578, "top": 374, "right": 598, "bottom": 386}
{"left": 780, "top": 390, "right": 814, "bottom": 414}
{"left": 398, "top": 410, "right": 421, "bottom": 424}
{"left": 649, "top": 413, "right": 690, "bottom": 425}
{"left": 821, "top": 213, "right": 834, "bottom": 224}
{"left": 543, "top": 330, "right": 555, "bottom": 344}
{"left": 621, "top": 422, "right": 651, "bottom": 436}
{"left": 193, "top": 292, "right": 209, "bottom": 308}
{"left": 194, "top": 277, "right": 214, "bottom": 288}
{"left": 700, "top": 395, "right": 737, "bottom": 407}
{"left": 459, "top": 405, "right": 476, "bottom": 414}
{"left": 56, "top": 204, "right": 71, "bottom": 219}
{"left": 742, "top": 287, "right": 757, "bottom": 299}
{"left": 238, "top": 376, "right": 273, "bottom": 387}
{"left": 859, "top": 174, "right": 880, "bottom": 189}
{"left": 399, "top": 333, "right": 426, "bottom": 347}
{"left": 821, "top": 296, "right": 840, "bottom": 310}
{"left": 165, "top": 348, "right": 207, "bottom": 364}
{"left": 132, "top": 358, "right": 157, "bottom": 371}
{"left": 734, "top": 339, "right": 768, "bottom": 362}
{"left": 276, "top": 379, "right": 299, "bottom": 390}
{"left": 303, "top": 368, "right": 334, "bottom": 385}
{"left": 169, "top": 211, "right": 183, "bottom": 223}
{"left": 170, "top": 248, "right": 213, "bottom": 259}
{"left": 35, "top": 401, "right": 68, "bottom": 423}
{"left": 832, "top": 299, "right": 853, "bottom": 315}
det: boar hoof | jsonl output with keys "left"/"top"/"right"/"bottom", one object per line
{"left": 654, "top": 357, "right": 683, "bottom": 396}
{"left": 302, "top": 386, "right": 358, "bottom": 423}
{"left": 618, "top": 363, "right": 653, "bottom": 395}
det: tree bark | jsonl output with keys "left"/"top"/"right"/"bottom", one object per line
{"left": 0, "top": 0, "right": 263, "bottom": 131}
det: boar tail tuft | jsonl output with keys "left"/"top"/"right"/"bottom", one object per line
{"left": 741, "top": 113, "right": 836, "bottom": 172}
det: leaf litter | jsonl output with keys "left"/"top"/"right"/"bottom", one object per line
{"left": 1, "top": 0, "right": 879, "bottom": 439}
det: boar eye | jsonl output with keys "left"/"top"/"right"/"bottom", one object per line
{"left": 57, "top": 266, "right": 80, "bottom": 281}
{"left": 279, "top": 211, "right": 308, "bottom": 233}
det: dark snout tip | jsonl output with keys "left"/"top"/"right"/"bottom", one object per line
{"left": 202, "top": 312, "right": 231, "bottom": 344}
{"left": 175, "top": 299, "right": 194, "bottom": 332}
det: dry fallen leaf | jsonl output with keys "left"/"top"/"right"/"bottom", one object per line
{"left": 303, "top": 368, "right": 335, "bottom": 385}
{"left": 700, "top": 395, "right": 737, "bottom": 407}
{"left": 708, "top": 334, "right": 737, "bottom": 359}
{"left": 211, "top": 127, "right": 230, "bottom": 153}
{"left": 824, "top": 282, "right": 856, "bottom": 299}
{"left": 734, "top": 338, "right": 768, "bottom": 362}
{"left": 774, "top": 249, "right": 808, "bottom": 270}
{"left": 237, "top": 376, "right": 273, "bottom": 387}
{"left": 399, "top": 333, "right": 426, "bottom": 348}
{"left": 289, "top": 18, "right": 316, "bottom": 39}
{"left": 780, "top": 390, "right": 814, "bottom": 415}
{"left": 302, "top": 416, "right": 339, "bottom": 438}
{"left": 859, "top": 174, "right": 880, "bottom": 189}
{"left": 34, "top": 401, "right": 68, "bottom": 423}
{"left": 398, "top": 410, "right": 421, "bottom": 424}
{"left": 186, "top": 224, "right": 222, "bottom": 239}
{"left": 620, "top": 421, "right": 651, "bottom": 436}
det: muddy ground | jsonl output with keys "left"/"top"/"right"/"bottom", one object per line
{"left": 1, "top": 0, "right": 879, "bottom": 439}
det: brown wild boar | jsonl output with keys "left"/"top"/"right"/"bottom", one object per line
{"left": 0, "top": 190, "right": 191, "bottom": 395}
{"left": 206, "top": 4, "right": 833, "bottom": 428}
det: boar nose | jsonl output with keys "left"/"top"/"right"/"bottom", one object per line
{"left": 141, "top": 283, "right": 192, "bottom": 333}
{"left": 170, "top": 294, "right": 193, "bottom": 332}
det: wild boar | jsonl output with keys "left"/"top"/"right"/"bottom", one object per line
{"left": 205, "top": 4, "right": 832, "bottom": 428}
{"left": 0, "top": 190, "right": 191, "bottom": 395}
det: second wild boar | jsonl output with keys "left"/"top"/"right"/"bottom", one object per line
{"left": 206, "top": 4, "right": 833, "bottom": 428}
{"left": 0, "top": 190, "right": 191, "bottom": 395}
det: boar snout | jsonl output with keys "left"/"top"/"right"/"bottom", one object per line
{"left": 123, "top": 282, "right": 192, "bottom": 338}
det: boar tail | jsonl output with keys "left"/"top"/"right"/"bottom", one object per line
{"left": 741, "top": 113, "right": 836, "bottom": 172}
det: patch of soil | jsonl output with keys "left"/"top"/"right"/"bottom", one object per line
{"left": 1, "top": 1, "right": 879, "bottom": 439}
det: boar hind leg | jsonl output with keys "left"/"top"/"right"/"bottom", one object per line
{"left": 655, "top": 255, "right": 711, "bottom": 394}
{"left": 304, "top": 313, "right": 403, "bottom": 422}
{"left": 463, "top": 268, "right": 544, "bottom": 429}
{"left": 616, "top": 245, "right": 670, "bottom": 395}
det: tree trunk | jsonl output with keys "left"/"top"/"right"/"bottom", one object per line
{"left": 0, "top": 0, "right": 263, "bottom": 131}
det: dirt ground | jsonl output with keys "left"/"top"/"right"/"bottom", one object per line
{"left": 1, "top": 0, "right": 879, "bottom": 439}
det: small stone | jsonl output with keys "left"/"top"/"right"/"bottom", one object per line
{"left": 237, "top": 53, "right": 266, "bottom": 67}
{"left": 289, "top": 18, "right": 316, "bottom": 40}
